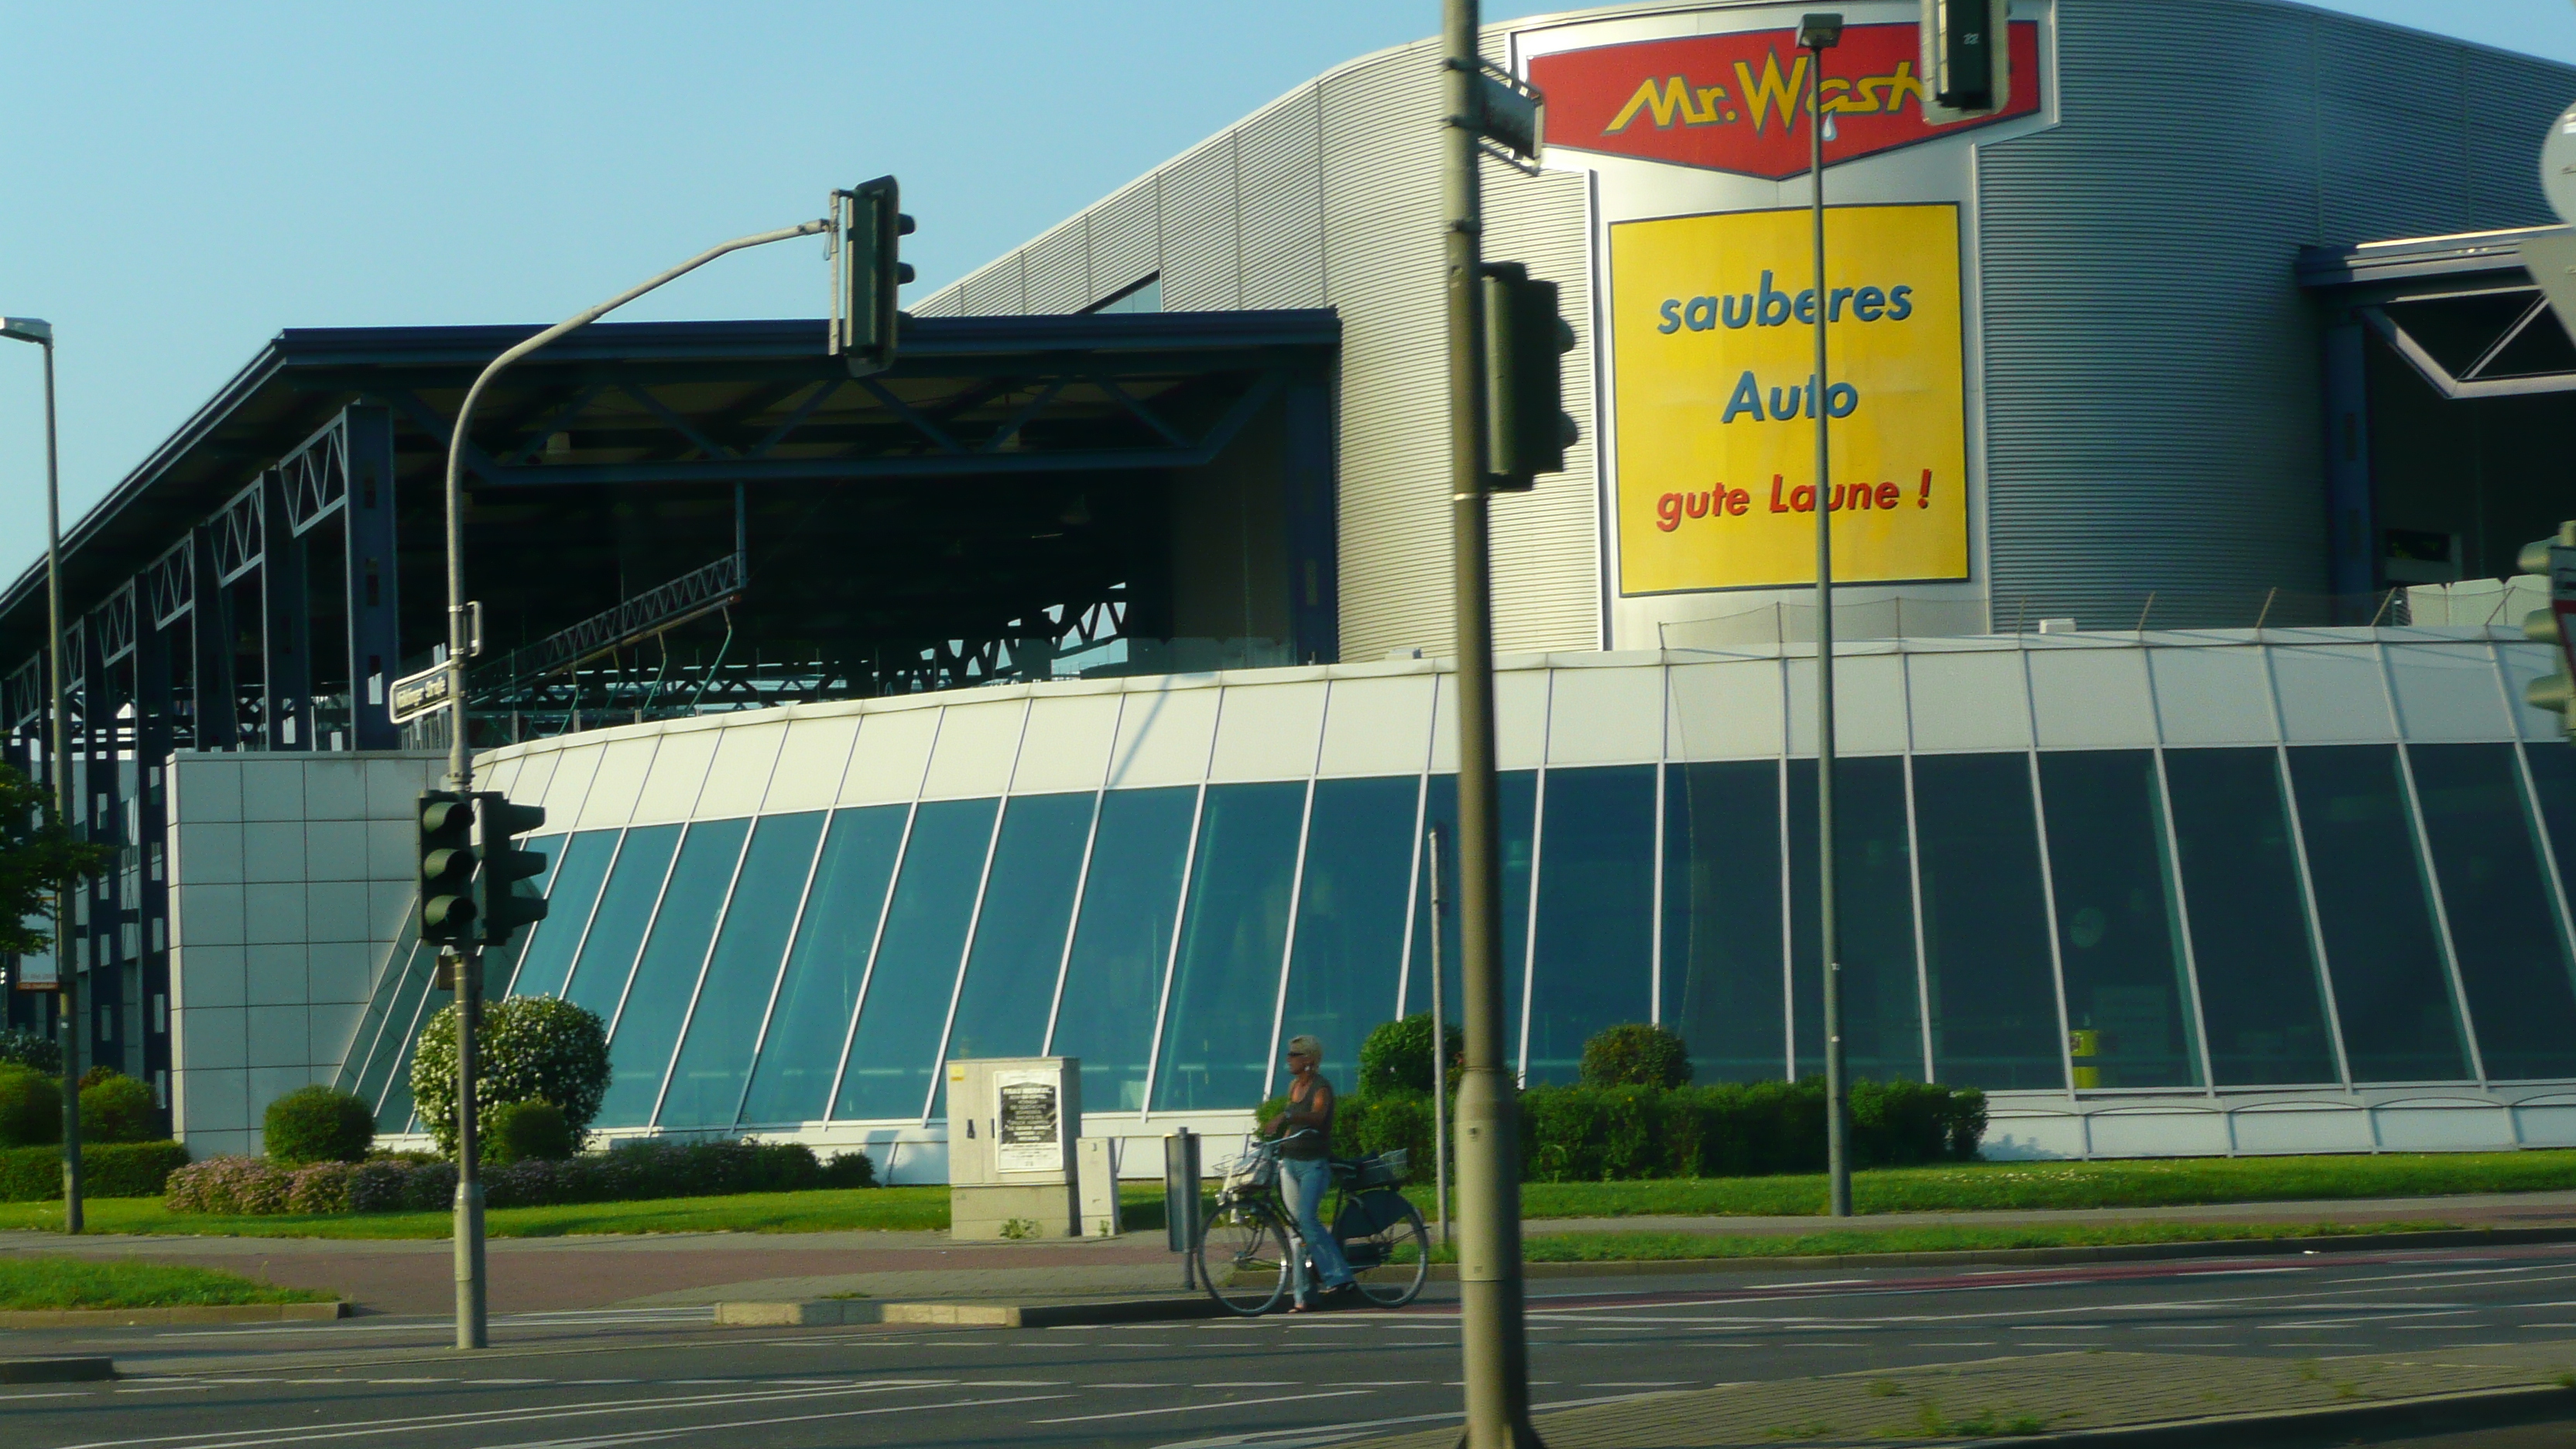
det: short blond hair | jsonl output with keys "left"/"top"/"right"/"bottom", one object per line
{"left": 1287, "top": 1034, "right": 1324, "bottom": 1062}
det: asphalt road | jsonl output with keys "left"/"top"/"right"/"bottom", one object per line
{"left": 13, "top": 1242, "right": 2576, "bottom": 1449}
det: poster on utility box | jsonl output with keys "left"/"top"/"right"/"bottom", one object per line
{"left": 1611, "top": 201, "right": 1968, "bottom": 595}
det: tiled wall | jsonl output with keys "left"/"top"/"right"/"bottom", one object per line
{"left": 166, "top": 751, "right": 447, "bottom": 1157}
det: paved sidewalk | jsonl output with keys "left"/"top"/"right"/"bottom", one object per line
{"left": 1338, "top": 1344, "right": 2576, "bottom": 1448}
{"left": 7, "top": 1190, "right": 2576, "bottom": 1316}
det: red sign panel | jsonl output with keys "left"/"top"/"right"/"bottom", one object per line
{"left": 1529, "top": 20, "right": 2041, "bottom": 180}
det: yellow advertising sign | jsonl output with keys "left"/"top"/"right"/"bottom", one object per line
{"left": 1610, "top": 204, "right": 1968, "bottom": 594}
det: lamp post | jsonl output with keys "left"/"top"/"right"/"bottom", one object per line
{"left": 1796, "top": 13, "right": 1853, "bottom": 1220}
{"left": 2, "top": 315, "right": 80, "bottom": 1235}
{"left": 435, "top": 219, "right": 827, "bottom": 1350}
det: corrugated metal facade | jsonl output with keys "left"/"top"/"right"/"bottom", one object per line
{"left": 925, "top": 0, "right": 2574, "bottom": 647}
{"left": 1977, "top": 0, "right": 2568, "bottom": 625}
{"left": 922, "top": 36, "right": 1601, "bottom": 660}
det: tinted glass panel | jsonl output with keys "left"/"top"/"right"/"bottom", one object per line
{"left": 358, "top": 938, "right": 433, "bottom": 1125}
{"left": 1153, "top": 781, "right": 1307, "bottom": 1112}
{"left": 507, "top": 831, "right": 618, "bottom": 999}
{"left": 1662, "top": 760, "right": 1784, "bottom": 1082}
{"left": 595, "top": 817, "right": 750, "bottom": 1128}
{"left": 1407, "top": 772, "right": 1538, "bottom": 1050}
{"left": 343, "top": 920, "right": 423, "bottom": 1101}
{"left": 659, "top": 812, "right": 828, "bottom": 1129}
{"left": 740, "top": 805, "right": 906, "bottom": 1124}
{"left": 834, "top": 797, "right": 998, "bottom": 1121}
{"left": 2163, "top": 749, "right": 2337, "bottom": 1085}
{"left": 560, "top": 825, "right": 680, "bottom": 1019}
{"left": 1912, "top": 753, "right": 2061, "bottom": 1091}
{"left": 2038, "top": 752, "right": 2197, "bottom": 1088}
{"left": 2411, "top": 743, "right": 2576, "bottom": 1079}
{"left": 1526, "top": 766, "right": 1655, "bottom": 1084}
{"left": 487, "top": 837, "right": 560, "bottom": 996}
{"left": 1790, "top": 755, "right": 1922, "bottom": 1082}
{"left": 1053, "top": 787, "right": 1197, "bottom": 1112}
{"left": 2530, "top": 745, "right": 2576, "bottom": 909}
{"left": 944, "top": 793, "right": 1094, "bottom": 1064}
{"left": 1279, "top": 775, "right": 1420, "bottom": 1087}
{"left": 2286, "top": 745, "right": 2468, "bottom": 1081}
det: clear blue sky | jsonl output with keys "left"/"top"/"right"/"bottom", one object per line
{"left": 3, "top": 0, "right": 2571, "bottom": 583}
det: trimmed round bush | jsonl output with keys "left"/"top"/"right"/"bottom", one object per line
{"left": 1358, "top": 1014, "right": 1464, "bottom": 1097}
{"left": 0, "top": 1027, "right": 61, "bottom": 1075}
{"left": 484, "top": 1099, "right": 573, "bottom": 1164}
{"left": 412, "top": 996, "right": 610, "bottom": 1160}
{"left": 263, "top": 1084, "right": 375, "bottom": 1166}
{"left": 79, "top": 1071, "right": 159, "bottom": 1143}
{"left": 1577, "top": 1023, "right": 1692, "bottom": 1090}
{"left": 0, "top": 1062, "right": 63, "bottom": 1147}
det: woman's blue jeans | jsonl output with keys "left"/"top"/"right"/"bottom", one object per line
{"left": 1280, "top": 1155, "right": 1355, "bottom": 1298}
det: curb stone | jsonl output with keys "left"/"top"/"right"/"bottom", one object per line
{"left": 0, "top": 1356, "right": 116, "bottom": 1384}
{"left": 717, "top": 1297, "right": 1228, "bottom": 1328}
{"left": 0, "top": 1302, "right": 348, "bottom": 1330}
{"left": 1464, "top": 1224, "right": 2576, "bottom": 1279}
{"left": 1992, "top": 1382, "right": 2576, "bottom": 1447}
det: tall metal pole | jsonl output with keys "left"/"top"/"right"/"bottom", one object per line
{"left": 39, "top": 334, "right": 80, "bottom": 1235}
{"left": 1444, "top": 3, "right": 1541, "bottom": 1444}
{"left": 1804, "top": 16, "right": 1852, "bottom": 1220}
{"left": 437, "top": 219, "right": 827, "bottom": 1350}
{"left": 1427, "top": 825, "right": 1450, "bottom": 1249}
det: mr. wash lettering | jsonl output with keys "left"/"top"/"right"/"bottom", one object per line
{"left": 1655, "top": 269, "right": 1913, "bottom": 422}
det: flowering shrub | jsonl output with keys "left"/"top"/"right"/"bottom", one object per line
{"left": 285, "top": 1161, "right": 356, "bottom": 1214}
{"left": 165, "top": 1156, "right": 293, "bottom": 1214}
{"left": 411, "top": 997, "right": 611, "bottom": 1159}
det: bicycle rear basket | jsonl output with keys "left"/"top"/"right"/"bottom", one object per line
{"left": 1354, "top": 1148, "right": 1410, "bottom": 1187}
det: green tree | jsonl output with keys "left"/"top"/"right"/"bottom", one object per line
{"left": 410, "top": 996, "right": 611, "bottom": 1159}
{"left": 0, "top": 762, "right": 113, "bottom": 958}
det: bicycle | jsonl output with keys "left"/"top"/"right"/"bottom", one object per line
{"left": 1193, "top": 1139, "right": 1430, "bottom": 1315}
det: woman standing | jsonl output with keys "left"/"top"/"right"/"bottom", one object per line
{"left": 1264, "top": 1034, "right": 1358, "bottom": 1310}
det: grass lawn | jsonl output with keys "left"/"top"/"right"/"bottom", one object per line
{"left": 1451, "top": 1218, "right": 2468, "bottom": 1264}
{"left": 0, "top": 1185, "right": 951, "bottom": 1239}
{"left": 2, "top": 1151, "right": 2569, "bottom": 1239}
{"left": 0, "top": 1256, "right": 334, "bottom": 1310}
{"left": 1514, "top": 1150, "right": 2576, "bottom": 1218}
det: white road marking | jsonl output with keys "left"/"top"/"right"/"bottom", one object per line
{"left": 1033, "top": 1389, "right": 1374, "bottom": 1424}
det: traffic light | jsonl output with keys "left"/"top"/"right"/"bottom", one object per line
{"left": 2522, "top": 521, "right": 2576, "bottom": 742}
{"left": 473, "top": 794, "right": 551, "bottom": 955}
{"left": 833, "top": 174, "right": 915, "bottom": 377}
{"left": 1481, "top": 262, "right": 1579, "bottom": 492}
{"left": 417, "top": 790, "right": 478, "bottom": 950}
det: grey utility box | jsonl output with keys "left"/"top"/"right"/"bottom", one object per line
{"left": 946, "top": 1056, "right": 1082, "bottom": 1240}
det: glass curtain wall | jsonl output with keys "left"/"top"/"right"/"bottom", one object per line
{"left": 2037, "top": 751, "right": 2200, "bottom": 1088}
{"left": 357, "top": 731, "right": 2576, "bottom": 1135}
{"left": 2283, "top": 745, "right": 2469, "bottom": 1081}
{"left": 1788, "top": 755, "right": 1923, "bottom": 1082}
{"left": 1662, "top": 759, "right": 1785, "bottom": 1082}
{"left": 1910, "top": 753, "right": 2061, "bottom": 1090}
{"left": 2162, "top": 749, "right": 2338, "bottom": 1086}
{"left": 2408, "top": 743, "right": 2576, "bottom": 1079}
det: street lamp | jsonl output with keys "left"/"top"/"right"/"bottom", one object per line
{"left": 434, "top": 218, "right": 828, "bottom": 1351}
{"left": 2, "top": 314, "right": 81, "bottom": 1235}
{"left": 1795, "top": 13, "right": 1854, "bottom": 1220}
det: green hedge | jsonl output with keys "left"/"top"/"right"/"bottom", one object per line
{"left": 1268, "top": 1079, "right": 1985, "bottom": 1184}
{"left": 0, "top": 1141, "right": 190, "bottom": 1201}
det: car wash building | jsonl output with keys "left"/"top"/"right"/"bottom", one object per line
{"left": 10, "top": 0, "right": 2576, "bottom": 1169}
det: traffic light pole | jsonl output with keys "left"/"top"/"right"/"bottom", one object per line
{"left": 435, "top": 219, "right": 828, "bottom": 1351}
{"left": 1444, "top": 2, "right": 1542, "bottom": 1445}
{"left": 1803, "top": 14, "right": 1853, "bottom": 1221}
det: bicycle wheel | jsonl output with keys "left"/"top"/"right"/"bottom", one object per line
{"left": 1338, "top": 1191, "right": 1430, "bottom": 1307}
{"left": 1194, "top": 1196, "right": 1291, "bottom": 1316}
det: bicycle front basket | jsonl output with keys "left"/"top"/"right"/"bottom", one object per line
{"left": 1355, "top": 1148, "right": 1410, "bottom": 1187}
{"left": 1221, "top": 1144, "right": 1279, "bottom": 1192}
